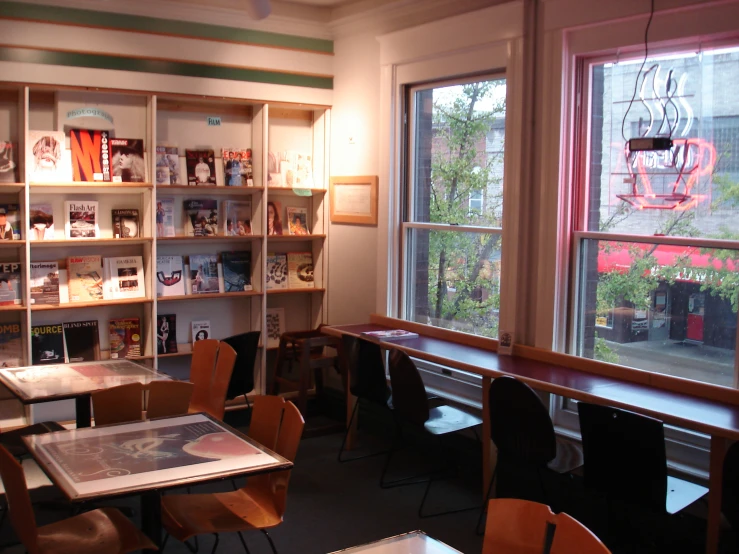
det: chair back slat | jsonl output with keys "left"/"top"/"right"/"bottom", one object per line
{"left": 189, "top": 339, "right": 219, "bottom": 409}
{"left": 0, "top": 445, "right": 39, "bottom": 553}
{"left": 222, "top": 331, "right": 260, "bottom": 399}
{"left": 147, "top": 380, "right": 194, "bottom": 419}
{"left": 482, "top": 498, "right": 552, "bottom": 554}
{"left": 578, "top": 402, "right": 667, "bottom": 512}
{"left": 248, "top": 395, "right": 285, "bottom": 451}
{"left": 271, "top": 400, "right": 305, "bottom": 517}
{"left": 387, "top": 349, "right": 429, "bottom": 426}
{"left": 489, "top": 376, "right": 557, "bottom": 465}
{"left": 92, "top": 382, "right": 144, "bottom": 426}
{"left": 210, "top": 342, "right": 237, "bottom": 420}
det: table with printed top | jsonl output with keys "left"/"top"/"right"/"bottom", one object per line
{"left": 22, "top": 412, "right": 292, "bottom": 551}
{"left": 0, "top": 359, "right": 170, "bottom": 428}
{"left": 329, "top": 531, "right": 462, "bottom": 554}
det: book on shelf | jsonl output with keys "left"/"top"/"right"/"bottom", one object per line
{"left": 67, "top": 255, "right": 103, "bottom": 302}
{"left": 267, "top": 199, "right": 283, "bottom": 236}
{"left": 103, "top": 256, "right": 146, "bottom": 300}
{"left": 0, "top": 263, "right": 21, "bottom": 306}
{"left": 222, "top": 148, "right": 253, "bottom": 187}
{"left": 157, "top": 314, "right": 178, "bottom": 354}
{"left": 184, "top": 198, "right": 218, "bottom": 237}
{"left": 192, "top": 320, "right": 211, "bottom": 344}
{"left": 287, "top": 252, "right": 314, "bottom": 289}
{"left": 268, "top": 151, "right": 313, "bottom": 189}
{"left": 109, "top": 317, "right": 141, "bottom": 359}
{"left": 185, "top": 149, "right": 216, "bottom": 186}
{"left": 360, "top": 329, "right": 419, "bottom": 341}
{"left": 265, "top": 253, "right": 288, "bottom": 290}
{"left": 189, "top": 254, "right": 219, "bottom": 294}
{"left": 286, "top": 206, "right": 310, "bottom": 236}
{"left": 63, "top": 320, "right": 100, "bottom": 362}
{"left": 29, "top": 261, "right": 60, "bottom": 305}
{"left": 70, "top": 129, "right": 111, "bottom": 182}
{"left": 223, "top": 199, "right": 252, "bottom": 236}
{"left": 0, "top": 142, "right": 17, "bottom": 183}
{"left": 29, "top": 203, "right": 55, "bottom": 240}
{"left": 27, "top": 130, "right": 70, "bottom": 183}
{"left": 31, "top": 323, "right": 64, "bottom": 365}
{"left": 156, "top": 145, "right": 180, "bottom": 185}
{"left": 65, "top": 200, "right": 99, "bottom": 239}
{"left": 221, "top": 251, "right": 252, "bottom": 292}
{"left": 265, "top": 307, "right": 285, "bottom": 348}
{"left": 156, "top": 197, "right": 176, "bottom": 238}
{"left": 0, "top": 204, "right": 20, "bottom": 241}
{"left": 156, "top": 255, "right": 186, "bottom": 297}
{"left": 112, "top": 209, "right": 140, "bottom": 238}
{"left": 110, "top": 138, "right": 146, "bottom": 183}
{"left": 0, "top": 322, "right": 23, "bottom": 367}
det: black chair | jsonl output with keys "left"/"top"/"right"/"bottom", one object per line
{"left": 577, "top": 402, "right": 708, "bottom": 545}
{"left": 384, "top": 348, "right": 482, "bottom": 517}
{"left": 476, "top": 376, "right": 583, "bottom": 532}
{"left": 722, "top": 441, "right": 739, "bottom": 547}
{"left": 337, "top": 335, "right": 392, "bottom": 462}
{"left": 222, "top": 331, "right": 260, "bottom": 406}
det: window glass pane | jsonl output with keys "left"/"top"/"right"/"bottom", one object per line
{"left": 411, "top": 79, "right": 506, "bottom": 226}
{"left": 406, "top": 228, "right": 501, "bottom": 337}
{"left": 577, "top": 238, "right": 737, "bottom": 387}
{"left": 590, "top": 48, "right": 739, "bottom": 237}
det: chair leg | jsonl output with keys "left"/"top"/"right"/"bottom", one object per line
{"left": 338, "top": 401, "right": 392, "bottom": 463}
{"left": 184, "top": 535, "right": 200, "bottom": 553}
{"left": 475, "top": 465, "right": 498, "bottom": 535}
{"left": 262, "top": 529, "right": 278, "bottom": 554}
{"left": 161, "top": 533, "right": 170, "bottom": 552}
{"left": 417, "top": 440, "right": 480, "bottom": 518}
{"left": 210, "top": 533, "right": 219, "bottom": 554}
{"left": 237, "top": 531, "right": 251, "bottom": 554}
{"left": 379, "top": 422, "right": 435, "bottom": 489}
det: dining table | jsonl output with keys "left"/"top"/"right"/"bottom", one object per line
{"left": 328, "top": 530, "right": 462, "bottom": 554}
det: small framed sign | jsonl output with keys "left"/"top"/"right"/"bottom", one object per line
{"left": 329, "top": 175, "right": 378, "bottom": 225}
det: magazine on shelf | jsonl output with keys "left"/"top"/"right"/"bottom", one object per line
{"left": 27, "top": 130, "right": 70, "bottom": 183}
{"left": 265, "top": 253, "right": 288, "bottom": 290}
{"left": 184, "top": 199, "right": 218, "bottom": 237}
{"left": 269, "top": 151, "right": 313, "bottom": 189}
{"left": 221, "top": 251, "right": 252, "bottom": 292}
{"left": 29, "top": 262, "right": 60, "bottom": 305}
{"left": 70, "top": 129, "right": 111, "bottom": 182}
{"left": 223, "top": 200, "right": 252, "bottom": 236}
{"left": 360, "top": 329, "right": 420, "bottom": 341}
{"left": 63, "top": 320, "right": 100, "bottom": 363}
{"left": 31, "top": 324, "right": 64, "bottom": 365}
{"left": 185, "top": 149, "right": 216, "bottom": 186}
{"left": 156, "top": 145, "right": 180, "bottom": 185}
{"left": 64, "top": 200, "right": 99, "bottom": 239}
{"left": 156, "top": 255, "right": 186, "bottom": 297}
{"left": 103, "top": 256, "right": 145, "bottom": 300}
{"left": 110, "top": 138, "right": 146, "bottom": 183}
{"left": 267, "top": 199, "right": 283, "bottom": 236}
{"left": 112, "top": 209, "right": 140, "bottom": 239}
{"left": 67, "top": 255, "right": 103, "bottom": 303}
{"left": 286, "top": 207, "right": 309, "bottom": 236}
{"left": 156, "top": 198, "right": 176, "bottom": 238}
{"left": 109, "top": 318, "right": 141, "bottom": 359}
{"left": 0, "top": 263, "right": 21, "bottom": 306}
{"left": 0, "top": 142, "right": 17, "bottom": 183}
{"left": 0, "top": 204, "right": 20, "bottom": 240}
{"left": 157, "top": 314, "right": 178, "bottom": 354}
{"left": 0, "top": 322, "right": 23, "bottom": 368}
{"left": 222, "top": 148, "right": 253, "bottom": 186}
{"left": 189, "top": 254, "right": 219, "bottom": 294}
{"left": 265, "top": 308, "right": 285, "bottom": 348}
{"left": 287, "top": 252, "right": 314, "bottom": 289}
{"left": 192, "top": 320, "right": 211, "bottom": 344}
{"left": 29, "top": 203, "right": 55, "bottom": 240}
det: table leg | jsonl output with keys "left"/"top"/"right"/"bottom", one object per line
{"left": 481, "top": 376, "right": 492, "bottom": 499}
{"left": 706, "top": 435, "right": 727, "bottom": 554}
{"left": 141, "top": 490, "right": 162, "bottom": 552}
{"left": 75, "top": 395, "right": 92, "bottom": 428}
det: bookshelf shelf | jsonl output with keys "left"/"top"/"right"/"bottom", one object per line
{"left": 267, "top": 234, "right": 326, "bottom": 241}
{"left": 157, "top": 291, "right": 262, "bottom": 302}
{"left": 157, "top": 235, "right": 263, "bottom": 244}
{"left": 30, "top": 238, "right": 153, "bottom": 247}
{"left": 0, "top": 240, "right": 26, "bottom": 248}
{"left": 0, "top": 183, "right": 25, "bottom": 193}
{"left": 267, "top": 288, "right": 326, "bottom": 295}
{"left": 157, "top": 185, "right": 264, "bottom": 195}
{"left": 157, "top": 351, "right": 192, "bottom": 359}
{"left": 31, "top": 298, "right": 154, "bottom": 311}
{"left": 30, "top": 183, "right": 153, "bottom": 194}
{"left": 267, "top": 187, "right": 327, "bottom": 197}
{"left": 0, "top": 304, "right": 26, "bottom": 311}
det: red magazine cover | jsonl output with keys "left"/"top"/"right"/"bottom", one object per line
{"left": 70, "top": 129, "right": 111, "bottom": 182}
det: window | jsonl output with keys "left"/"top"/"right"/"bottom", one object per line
{"left": 402, "top": 77, "right": 506, "bottom": 338}
{"left": 571, "top": 46, "right": 739, "bottom": 388}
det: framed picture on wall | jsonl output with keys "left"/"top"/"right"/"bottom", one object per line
{"left": 329, "top": 175, "right": 378, "bottom": 225}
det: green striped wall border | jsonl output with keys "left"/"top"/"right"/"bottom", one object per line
{"left": 0, "top": 46, "right": 333, "bottom": 89}
{"left": 0, "top": 1, "right": 333, "bottom": 55}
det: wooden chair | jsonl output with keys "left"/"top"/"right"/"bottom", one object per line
{"left": 146, "top": 380, "right": 194, "bottom": 419}
{"left": 0, "top": 445, "right": 156, "bottom": 554}
{"left": 188, "top": 340, "right": 238, "bottom": 420}
{"left": 247, "top": 395, "right": 286, "bottom": 451}
{"left": 550, "top": 512, "right": 611, "bottom": 554}
{"left": 482, "top": 498, "right": 552, "bottom": 554}
{"left": 161, "top": 400, "right": 305, "bottom": 554}
{"left": 91, "top": 382, "right": 144, "bottom": 426}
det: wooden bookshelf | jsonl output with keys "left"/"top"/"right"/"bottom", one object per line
{"left": 267, "top": 288, "right": 326, "bottom": 295}
{"left": 30, "top": 183, "right": 153, "bottom": 194}
{"left": 0, "top": 304, "right": 26, "bottom": 312}
{"left": 267, "top": 187, "right": 327, "bottom": 197}
{"left": 0, "top": 183, "right": 25, "bottom": 193}
{"left": 157, "top": 185, "right": 264, "bottom": 195}
{"left": 0, "top": 240, "right": 26, "bottom": 248}
{"left": 30, "top": 237, "right": 153, "bottom": 247}
{"left": 157, "top": 235, "right": 263, "bottom": 243}
{"left": 157, "top": 291, "right": 262, "bottom": 302}
{"left": 267, "top": 234, "right": 326, "bottom": 241}
{"left": 31, "top": 298, "right": 154, "bottom": 311}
